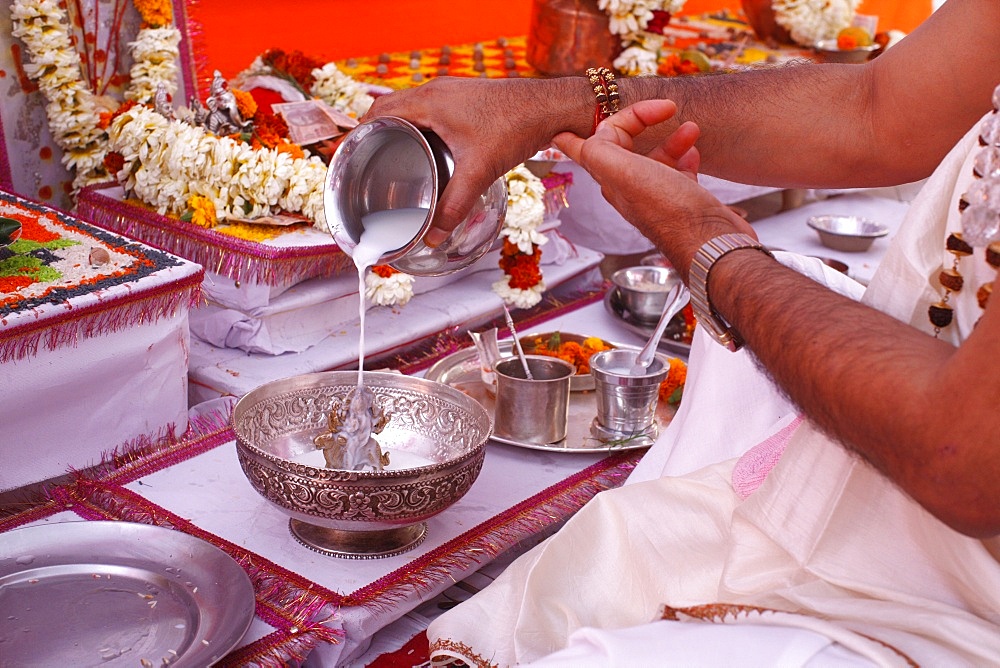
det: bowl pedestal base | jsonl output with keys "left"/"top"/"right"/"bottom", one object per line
{"left": 289, "top": 519, "right": 428, "bottom": 559}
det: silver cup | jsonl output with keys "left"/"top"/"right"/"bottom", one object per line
{"left": 324, "top": 116, "right": 507, "bottom": 276}
{"left": 589, "top": 348, "right": 669, "bottom": 444}
{"left": 493, "top": 356, "right": 575, "bottom": 444}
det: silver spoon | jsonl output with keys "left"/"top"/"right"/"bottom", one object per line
{"left": 502, "top": 304, "right": 534, "bottom": 380}
{"left": 630, "top": 282, "right": 689, "bottom": 375}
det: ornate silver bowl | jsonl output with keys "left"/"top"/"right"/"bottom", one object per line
{"left": 232, "top": 371, "right": 492, "bottom": 559}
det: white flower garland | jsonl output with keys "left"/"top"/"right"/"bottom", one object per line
{"left": 772, "top": 0, "right": 861, "bottom": 47}
{"left": 501, "top": 164, "right": 548, "bottom": 254}
{"left": 237, "top": 57, "right": 375, "bottom": 119}
{"left": 107, "top": 105, "right": 327, "bottom": 226}
{"left": 365, "top": 270, "right": 415, "bottom": 307}
{"left": 310, "top": 63, "right": 374, "bottom": 119}
{"left": 10, "top": 0, "right": 181, "bottom": 190}
{"left": 599, "top": 0, "right": 686, "bottom": 76}
{"left": 124, "top": 26, "right": 181, "bottom": 104}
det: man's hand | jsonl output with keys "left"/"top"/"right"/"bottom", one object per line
{"left": 365, "top": 77, "right": 591, "bottom": 246}
{"left": 553, "top": 100, "right": 753, "bottom": 280}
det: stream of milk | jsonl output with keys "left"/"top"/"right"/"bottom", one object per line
{"left": 328, "top": 207, "right": 429, "bottom": 468}
{"left": 352, "top": 207, "right": 429, "bottom": 386}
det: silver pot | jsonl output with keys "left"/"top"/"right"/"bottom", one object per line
{"left": 324, "top": 116, "right": 507, "bottom": 276}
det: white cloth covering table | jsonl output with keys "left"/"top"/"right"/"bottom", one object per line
{"left": 0, "top": 190, "right": 203, "bottom": 492}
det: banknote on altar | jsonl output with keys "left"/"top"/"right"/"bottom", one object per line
{"left": 272, "top": 100, "right": 357, "bottom": 145}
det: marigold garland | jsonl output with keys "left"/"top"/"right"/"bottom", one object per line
{"left": 132, "top": 0, "right": 172, "bottom": 28}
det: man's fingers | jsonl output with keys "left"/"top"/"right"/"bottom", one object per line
{"left": 425, "top": 174, "right": 489, "bottom": 247}
{"left": 552, "top": 131, "right": 586, "bottom": 163}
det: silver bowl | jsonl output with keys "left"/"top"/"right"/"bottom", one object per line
{"left": 610, "top": 265, "right": 683, "bottom": 324}
{"left": 807, "top": 214, "right": 888, "bottom": 252}
{"left": 324, "top": 116, "right": 507, "bottom": 276}
{"left": 813, "top": 39, "right": 878, "bottom": 64}
{"left": 232, "top": 371, "right": 492, "bottom": 559}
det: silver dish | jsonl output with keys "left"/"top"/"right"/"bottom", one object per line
{"left": 232, "top": 371, "right": 491, "bottom": 559}
{"left": 807, "top": 214, "right": 888, "bottom": 252}
{"left": 812, "top": 39, "right": 878, "bottom": 64}
{"left": 424, "top": 344, "right": 677, "bottom": 453}
{"left": 0, "top": 521, "right": 254, "bottom": 667}
{"left": 609, "top": 265, "right": 684, "bottom": 325}
{"left": 517, "top": 331, "right": 616, "bottom": 392}
{"left": 604, "top": 287, "right": 692, "bottom": 357}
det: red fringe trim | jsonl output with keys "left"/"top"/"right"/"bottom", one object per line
{"left": 173, "top": 0, "right": 213, "bottom": 101}
{"left": 0, "top": 267, "right": 203, "bottom": 363}
{"left": 76, "top": 184, "right": 351, "bottom": 286}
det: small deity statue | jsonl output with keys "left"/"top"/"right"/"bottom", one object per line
{"left": 313, "top": 386, "right": 391, "bottom": 471}
{"left": 188, "top": 95, "right": 209, "bottom": 126}
{"left": 153, "top": 83, "right": 173, "bottom": 119}
{"left": 204, "top": 70, "right": 250, "bottom": 136}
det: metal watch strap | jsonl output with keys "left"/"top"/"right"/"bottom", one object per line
{"left": 688, "top": 233, "right": 773, "bottom": 352}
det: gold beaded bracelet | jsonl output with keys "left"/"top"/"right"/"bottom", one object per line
{"left": 586, "top": 67, "right": 621, "bottom": 135}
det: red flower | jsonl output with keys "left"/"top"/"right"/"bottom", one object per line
{"left": 646, "top": 10, "right": 672, "bottom": 35}
{"left": 103, "top": 151, "right": 124, "bottom": 174}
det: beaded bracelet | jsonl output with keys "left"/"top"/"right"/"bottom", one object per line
{"left": 586, "top": 67, "right": 621, "bottom": 135}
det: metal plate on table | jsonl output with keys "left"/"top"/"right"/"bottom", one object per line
{"left": 425, "top": 343, "right": 677, "bottom": 453}
{"left": 604, "top": 287, "right": 692, "bottom": 357}
{"left": 0, "top": 521, "right": 255, "bottom": 667}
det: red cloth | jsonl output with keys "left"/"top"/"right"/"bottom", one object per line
{"left": 366, "top": 631, "right": 430, "bottom": 667}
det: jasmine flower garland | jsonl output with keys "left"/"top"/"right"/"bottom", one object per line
{"left": 107, "top": 105, "right": 327, "bottom": 226}
{"left": 310, "top": 63, "right": 375, "bottom": 118}
{"left": 10, "top": 0, "right": 182, "bottom": 190}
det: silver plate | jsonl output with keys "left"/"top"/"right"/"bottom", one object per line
{"left": 425, "top": 343, "right": 677, "bottom": 453}
{"left": 0, "top": 521, "right": 255, "bottom": 667}
{"left": 604, "top": 287, "right": 692, "bottom": 357}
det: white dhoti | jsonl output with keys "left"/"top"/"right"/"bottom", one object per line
{"left": 428, "top": 119, "right": 1000, "bottom": 666}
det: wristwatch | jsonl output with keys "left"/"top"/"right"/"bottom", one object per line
{"left": 688, "top": 233, "right": 773, "bottom": 352}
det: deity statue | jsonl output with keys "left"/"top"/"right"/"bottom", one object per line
{"left": 313, "top": 386, "right": 391, "bottom": 471}
{"left": 204, "top": 70, "right": 250, "bottom": 135}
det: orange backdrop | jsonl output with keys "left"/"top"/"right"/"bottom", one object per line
{"left": 189, "top": 0, "right": 932, "bottom": 80}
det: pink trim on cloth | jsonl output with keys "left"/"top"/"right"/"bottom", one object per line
{"left": 732, "top": 414, "right": 804, "bottom": 500}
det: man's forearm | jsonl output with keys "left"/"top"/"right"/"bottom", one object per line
{"left": 707, "top": 249, "right": 1000, "bottom": 536}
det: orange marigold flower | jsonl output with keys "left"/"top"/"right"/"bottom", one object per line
{"left": 133, "top": 0, "right": 173, "bottom": 28}
{"left": 658, "top": 357, "right": 688, "bottom": 404}
{"left": 275, "top": 141, "right": 305, "bottom": 160}
{"left": 231, "top": 88, "right": 258, "bottom": 121}
{"left": 507, "top": 262, "right": 542, "bottom": 289}
{"left": 262, "top": 48, "right": 324, "bottom": 90}
{"left": 372, "top": 265, "right": 398, "bottom": 278}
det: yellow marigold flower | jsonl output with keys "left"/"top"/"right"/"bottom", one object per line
{"left": 187, "top": 195, "right": 218, "bottom": 229}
